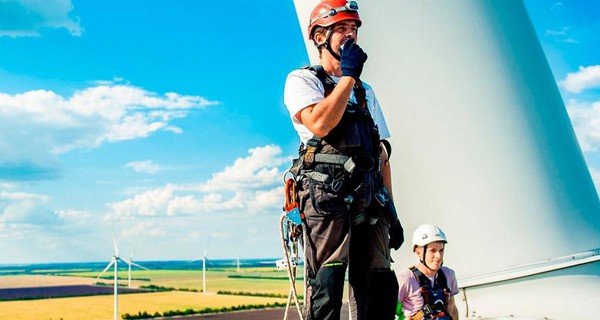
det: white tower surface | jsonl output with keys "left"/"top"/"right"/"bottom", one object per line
{"left": 292, "top": 1, "right": 600, "bottom": 319}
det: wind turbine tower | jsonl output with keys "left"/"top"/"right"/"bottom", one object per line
{"left": 97, "top": 239, "right": 124, "bottom": 320}
{"left": 202, "top": 237, "right": 210, "bottom": 294}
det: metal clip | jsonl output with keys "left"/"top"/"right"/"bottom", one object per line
{"left": 331, "top": 178, "right": 343, "bottom": 192}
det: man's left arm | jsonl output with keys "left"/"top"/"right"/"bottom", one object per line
{"left": 380, "top": 141, "right": 404, "bottom": 250}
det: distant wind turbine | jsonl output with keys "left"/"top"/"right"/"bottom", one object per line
{"left": 126, "top": 248, "right": 149, "bottom": 288}
{"left": 97, "top": 238, "right": 124, "bottom": 320}
{"left": 190, "top": 237, "right": 211, "bottom": 294}
{"left": 202, "top": 238, "right": 210, "bottom": 294}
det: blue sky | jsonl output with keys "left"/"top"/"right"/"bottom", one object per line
{"left": 0, "top": 0, "right": 599, "bottom": 264}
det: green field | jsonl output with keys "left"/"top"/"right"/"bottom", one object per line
{"left": 62, "top": 267, "right": 303, "bottom": 296}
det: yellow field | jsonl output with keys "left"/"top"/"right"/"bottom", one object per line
{"left": 0, "top": 291, "right": 289, "bottom": 320}
{"left": 0, "top": 275, "right": 97, "bottom": 288}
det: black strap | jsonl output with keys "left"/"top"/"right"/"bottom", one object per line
{"left": 308, "top": 64, "right": 366, "bottom": 109}
{"left": 410, "top": 266, "right": 431, "bottom": 290}
{"left": 354, "top": 81, "right": 367, "bottom": 109}
{"left": 308, "top": 65, "right": 336, "bottom": 96}
{"left": 436, "top": 268, "right": 449, "bottom": 293}
{"left": 409, "top": 266, "right": 449, "bottom": 290}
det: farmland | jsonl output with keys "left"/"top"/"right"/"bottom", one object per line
{"left": 1, "top": 290, "right": 289, "bottom": 320}
{"left": 0, "top": 263, "right": 306, "bottom": 320}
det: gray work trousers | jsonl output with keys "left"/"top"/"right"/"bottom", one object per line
{"left": 298, "top": 169, "right": 396, "bottom": 320}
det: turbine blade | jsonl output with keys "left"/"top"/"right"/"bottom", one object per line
{"left": 111, "top": 222, "right": 119, "bottom": 257}
{"left": 113, "top": 238, "right": 119, "bottom": 257}
{"left": 130, "top": 261, "right": 149, "bottom": 270}
{"left": 97, "top": 260, "right": 115, "bottom": 279}
{"left": 130, "top": 239, "right": 138, "bottom": 258}
{"left": 206, "top": 237, "right": 210, "bottom": 255}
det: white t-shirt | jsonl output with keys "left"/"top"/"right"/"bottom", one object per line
{"left": 283, "top": 68, "right": 390, "bottom": 146}
{"left": 397, "top": 266, "right": 459, "bottom": 318}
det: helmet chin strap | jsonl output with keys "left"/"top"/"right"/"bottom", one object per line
{"left": 323, "top": 28, "right": 341, "bottom": 61}
{"left": 420, "top": 244, "right": 443, "bottom": 272}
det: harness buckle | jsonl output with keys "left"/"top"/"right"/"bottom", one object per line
{"left": 343, "top": 157, "right": 356, "bottom": 173}
{"left": 303, "top": 138, "right": 321, "bottom": 168}
{"left": 330, "top": 178, "right": 343, "bottom": 192}
{"left": 375, "top": 187, "right": 389, "bottom": 207}
{"left": 304, "top": 151, "right": 315, "bottom": 167}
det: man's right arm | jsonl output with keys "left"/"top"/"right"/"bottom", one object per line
{"left": 296, "top": 76, "right": 356, "bottom": 137}
{"left": 296, "top": 39, "right": 367, "bottom": 138}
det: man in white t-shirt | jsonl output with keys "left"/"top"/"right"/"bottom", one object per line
{"left": 397, "top": 224, "right": 459, "bottom": 320}
{"left": 283, "top": 1, "right": 403, "bottom": 319}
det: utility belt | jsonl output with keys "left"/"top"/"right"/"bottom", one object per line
{"left": 293, "top": 152, "right": 391, "bottom": 226}
{"left": 300, "top": 153, "right": 379, "bottom": 184}
{"left": 289, "top": 139, "right": 380, "bottom": 178}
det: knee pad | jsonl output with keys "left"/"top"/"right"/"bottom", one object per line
{"left": 309, "top": 265, "right": 347, "bottom": 320}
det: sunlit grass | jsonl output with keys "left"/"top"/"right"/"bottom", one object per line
{"left": 61, "top": 267, "right": 301, "bottom": 295}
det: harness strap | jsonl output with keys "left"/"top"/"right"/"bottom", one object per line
{"left": 303, "top": 137, "right": 321, "bottom": 168}
{"left": 304, "top": 171, "right": 330, "bottom": 183}
{"left": 354, "top": 80, "right": 367, "bottom": 109}
{"left": 308, "top": 65, "right": 336, "bottom": 95}
{"left": 304, "top": 171, "right": 344, "bottom": 193}
{"left": 314, "top": 153, "right": 357, "bottom": 173}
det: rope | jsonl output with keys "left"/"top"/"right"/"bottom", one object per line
{"left": 280, "top": 214, "right": 305, "bottom": 320}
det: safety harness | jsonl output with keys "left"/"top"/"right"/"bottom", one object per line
{"left": 289, "top": 65, "right": 381, "bottom": 196}
{"left": 409, "top": 266, "right": 453, "bottom": 320}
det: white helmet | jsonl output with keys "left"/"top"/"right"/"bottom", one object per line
{"left": 412, "top": 224, "right": 447, "bottom": 250}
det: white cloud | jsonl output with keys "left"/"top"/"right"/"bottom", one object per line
{"left": 247, "top": 187, "right": 284, "bottom": 213}
{"left": 0, "top": 190, "right": 49, "bottom": 202}
{"left": 560, "top": 65, "right": 600, "bottom": 93}
{"left": 126, "top": 160, "right": 162, "bottom": 174}
{"left": 120, "top": 221, "right": 166, "bottom": 240}
{"left": 108, "top": 145, "right": 290, "bottom": 219}
{"left": 588, "top": 167, "right": 600, "bottom": 195}
{"left": 565, "top": 99, "right": 600, "bottom": 152}
{"left": 0, "top": 190, "right": 61, "bottom": 225}
{"left": 0, "top": 84, "right": 218, "bottom": 180}
{"left": 0, "top": 0, "right": 81, "bottom": 37}
{"left": 545, "top": 27, "right": 567, "bottom": 37}
{"left": 203, "top": 145, "right": 291, "bottom": 192}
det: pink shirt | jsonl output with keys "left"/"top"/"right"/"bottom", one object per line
{"left": 397, "top": 266, "right": 459, "bottom": 317}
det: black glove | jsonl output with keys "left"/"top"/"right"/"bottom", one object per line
{"left": 379, "top": 187, "right": 404, "bottom": 250}
{"left": 389, "top": 219, "right": 404, "bottom": 250}
{"left": 340, "top": 38, "right": 368, "bottom": 80}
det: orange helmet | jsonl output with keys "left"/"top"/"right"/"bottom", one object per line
{"left": 308, "top": 0, "right": 362, "bottom": 40}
